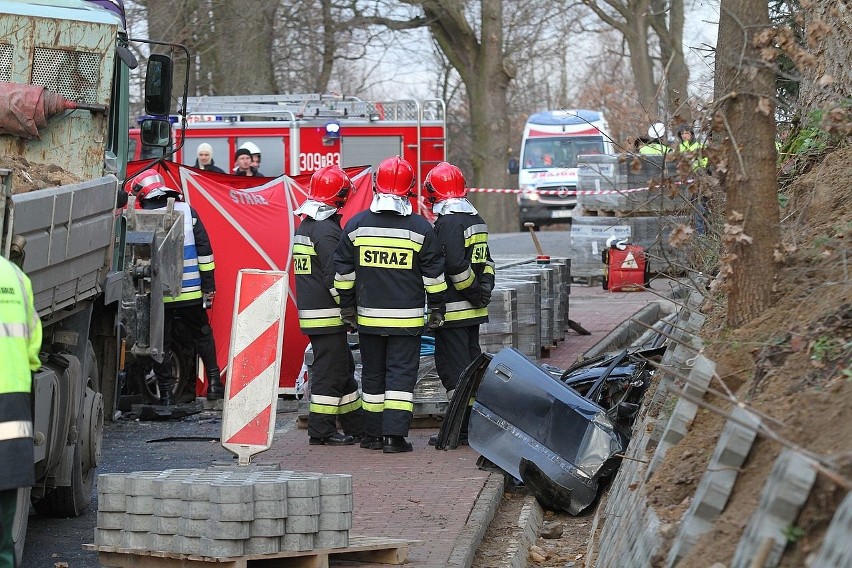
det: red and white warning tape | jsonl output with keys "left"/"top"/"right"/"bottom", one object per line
{"left": 467, "top": 186, "right": 650, "bottom": 195}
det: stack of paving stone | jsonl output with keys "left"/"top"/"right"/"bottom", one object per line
{"left": 493, "top": 278, "right": 540, "bottom": 360}
{"left": 94, "top": 468, "right": 353, "bottom": 558}
{"left": 501, "top": 266, "right": 555, "bottom": 350}
{"left": 479, "top": 286, "right": 518, "bottom": 354}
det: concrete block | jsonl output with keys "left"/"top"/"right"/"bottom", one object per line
{"left": 666, "top": 408, "right": 761, "bottom": 566}
{"left": 245, "top": 536, "right": 281, "bottom": 555}
{"left": 125, "top": 495, "right": 154, "bottom": 515}
{"left": 122, "top": 530, "right": 150, "bottom": 551}
{"left": 151, "top": 515, "right": 180, "bottom": 535}
{"left": 286, "top": 514, "right": 319, "bottom": 533}
{"left": 149, "top": 533, "right": 176, "bottom": 554}
{"left": 207, "top": 519, "right": 250, "bottom": 540}
{"left": 210, "top": 501, "right": 255, "bottom": 522}
{"left": 98, "top": 493, "right": 126, "bottom": 512}
{"left": 810, "top": 492, "right": 852, "bottom": 567}
{"left": 288, "top": 496, "right": 320, "bottom": 515}
{"left": 286, "top": 475, "right": 321, "bottom": 498}
{"left": 126, "top": 474, "right": 156, "bottom": 496}
{"left": 320, "top": 473, "right": 352, "bottom": 496}
{"left": 320, "top": 493, "right": 353, "bottom": 512}
{"left": 646, "top": 398, "right": 699, "bottom": 477}
{"left": 124, "top": 513, "right": 153, "bottom": 532}
{"left": 314, "top": 530, "right": 349, "bottom": 549}
{"left": 178, "top": 517, "right": 208, "bottom": 538}
{"left": 254, "top": 499, "right": 287, "bottom": 519}
{"left": 94, "top": 528, "right": 123, "bottom": 547}
{"left": 179, "top": 535, "right": 203, "bottom": 556}
{"left": 96, "top": 511, "right": 124, "bottom": 530}
{"left": 185, "top": 499, "right": 211, "bottom": 520}
{"left": 280, "top": 532, "right": 314, "bottom": 551}
{"left": 730, "top": 449, "right": 818, "bottom": 568}
{"left": 250, "top": 517, "right": 286, "bottom": 537}
{"left": 210, "top": 480, "right": 254, "bottom": 504}
{"left": 152, "top": 497, "right": 184, "bottom": 517}
{"left": 183, "top": 477, "right": 215, "bottom": 501}
{"left": 251, "top": 479, "right": 287, "bottom": 501}
{"left": 683, "top": 355, "right": 714, "bottom": 399}
{"left": 318, "top": 512, "right": 352, "bottom": 531}
{"left": 158, "top": 475, "right": 192, "bottom": 499}
{"left": 97, "top": 473, "right": 127, "bottom": 495}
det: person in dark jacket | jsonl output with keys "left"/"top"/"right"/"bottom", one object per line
{"left": 0, "top": 255, "right": 41, "bottom": 566}
{"left": 193, "top": 142, "right": 225, "bottom": 173}
{"left": 293, "top": 166, "right": 364, "bottom": 446}
{"left": 422, "top": 162, "right": 495, "bottom": 446}
{"left": 334, "top": 156, "right": 447, "bottom": 454}
{"left": 131, "top": 170, "right": 224, "bottom": 404}
{"left": 233, "top": 148, "right": 262, "bottom": 177}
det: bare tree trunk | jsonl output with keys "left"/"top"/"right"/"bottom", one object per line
{"left": 714, "top": 0, "right": 780, "bottom": 327}
{"left": 652, "top": 0, "right": 689, "bottom": 114}
{"left": 211, "top": 0, "right": 278, "bottom": 95}
{"left": 421, "top": 0, "right": 514, "bottom": 232}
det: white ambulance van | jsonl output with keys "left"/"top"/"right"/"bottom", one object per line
{"left": 517, "top": 109, "right": 612, "bottom": 230}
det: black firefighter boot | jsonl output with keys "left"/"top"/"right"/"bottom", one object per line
{"left": 158, "top": 380, "right": 175, "bottom": 406}
{"left": 206, "top": 368, "right": 225, "bottom": 400}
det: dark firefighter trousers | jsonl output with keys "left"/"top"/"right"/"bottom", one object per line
{"left": 153, "top": 303, "right": 219, "bottom": 393}
{"left": 434, "top": 325, "right": 481, "bottom": 392}
{"left": 307, "top": 332, "right": 364, "bottom": 439}
{"left": 359, "top": 333, "right": 421, "bottom": 438}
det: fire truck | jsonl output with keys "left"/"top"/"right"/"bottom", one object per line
{"left": 131, "top": 94, "right": 447, "bottom": 211}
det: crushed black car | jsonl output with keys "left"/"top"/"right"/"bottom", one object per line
{"left": 436, "top": 346, "right": 661, "bottom": 515}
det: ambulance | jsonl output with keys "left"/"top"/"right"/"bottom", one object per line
{"left": 130, "top": 94, "right": 446, "bottom": 212}
{"left": 517, "top": 109, "right": 612, "bottom": 229}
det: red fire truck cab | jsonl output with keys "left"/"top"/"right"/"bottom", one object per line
{"left": 131, "top": 94, "right": 446, "bottom": 210}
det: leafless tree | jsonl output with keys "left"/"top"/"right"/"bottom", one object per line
{"left": 712, "top": 0, "right": 780, "bottom": 327}
{"left": 581, "top": 0, "right": 690, "bottom": 120}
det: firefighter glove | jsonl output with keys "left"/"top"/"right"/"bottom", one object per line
{"left": 202, "top": 291, "right": 215, "bottom": 309}
{"left": 340, "top": 307, "right": 357, "bottom": 331}
{"left": 479, "top": 285, "right": 492, "bottom": 308}
{"left": 426, "top": 309, "right": 445, "bottom": 330}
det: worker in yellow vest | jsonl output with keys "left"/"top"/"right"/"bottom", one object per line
{"left": 0, "top": 255, "right": 42, "bottom": 565}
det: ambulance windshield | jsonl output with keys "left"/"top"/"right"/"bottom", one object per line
{"left": 522, "top": 137, "right": 604, "bottom": 169}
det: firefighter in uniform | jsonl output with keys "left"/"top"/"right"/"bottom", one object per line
{"left": 293, "top": 166, "right": 364, "bottom": 446}
{"left": 423, "top": 163, "right": 495, "bottom": 446}
{"left": 0, "top": 255, "right": 42, "bottom": 565}
{"left": 131, "top": 171, "right": 225, "bottom": 404}
{"left": 334, "top": 156, "right": 447, "bottom": 453}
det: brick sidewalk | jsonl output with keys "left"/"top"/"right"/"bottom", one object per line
{"left": 262, "top": 284, "right": 657, "bottom": 567}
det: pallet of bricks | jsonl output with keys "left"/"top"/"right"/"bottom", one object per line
{"left": 570, "top": 153, "right": 690, "bottom": 281}
{"left": 481, "top": 257, "right": 571, "bottom": 360}
{"left": 84, "top": 467, "right": 413, "bottom": 566}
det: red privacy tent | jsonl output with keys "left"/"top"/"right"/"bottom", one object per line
{"left": 126, "top": 160, "right": 374, "bottom": 394}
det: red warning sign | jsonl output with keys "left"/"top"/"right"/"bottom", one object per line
{"left": 221, "top": 269, "right": 288, "bottom": 464}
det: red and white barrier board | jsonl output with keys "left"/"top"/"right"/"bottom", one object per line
{"left": 221, "top": 269, "right": 288, "bottom": 464}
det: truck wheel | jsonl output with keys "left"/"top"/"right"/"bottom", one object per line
{"left": 32, "top": 346, "right": 102, "bottom": 517}
{"left": 12, "top": 487, "right": 30, "bottom": 564}
{"left": 139, "top": 340, "right": 194, "bottom": 404}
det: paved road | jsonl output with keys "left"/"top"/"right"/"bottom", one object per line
{"left": 489, "top": 228, "right": 570, "bottom": 257}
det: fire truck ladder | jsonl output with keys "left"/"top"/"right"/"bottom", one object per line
{"left": 185, "top": 94, "right": 392, "bottom": 121}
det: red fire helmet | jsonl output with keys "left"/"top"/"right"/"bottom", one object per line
{"left": 374, "top": 155, "right": 415, "bottom": 197}
{"left": 309, "top": 165, "right": 352, "bottom": 208}
{"left": 424, "top": 161, "right": 466, "bottom": 203}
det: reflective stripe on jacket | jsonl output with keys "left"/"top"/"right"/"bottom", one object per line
{"left": 0, "top": 257, "right": 41, "bottom": 490}
{"left": 433, "top": 212, "right": 495, "bottom": 327}
{"left": 142, "top": 200, "right": 216, "bottom": 305}
{"left": 334, "top": 210, "right": 447, "bottom": 335}
{"left": 293, "top": 216, "right": 347, "bottom": 334}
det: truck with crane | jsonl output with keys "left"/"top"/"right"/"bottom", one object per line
{"left": 0, "top": 0, "right": 184, "bottom": 561}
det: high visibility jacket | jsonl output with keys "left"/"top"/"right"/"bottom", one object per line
{"left": 678, "top": 140, "right": 708, "bottom": 169}
{"left": 639, "top": 143, "right": 670, "bottom": 156}
{"left": 433, "top": 212, "right": 495, "bottom": 327}
{"left": 293, "top": 215, "right": 347, "bottom": 334}
{"left": 142, "top": 199, "right": 215, "bottom": 305}
{"left": 0, "top": 257, "right": 42, "bottom": 491}
{"left": 334, "top": 210, "right": 447, "bottom": 335}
